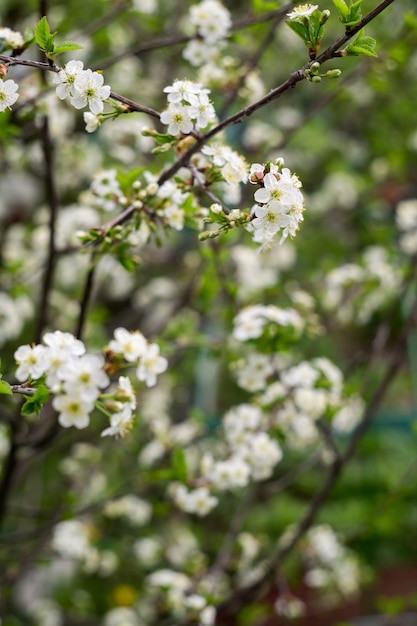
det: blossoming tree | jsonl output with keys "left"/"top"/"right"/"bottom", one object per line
{"left": 0, "top": 0, "right": 416, "bottom": 624}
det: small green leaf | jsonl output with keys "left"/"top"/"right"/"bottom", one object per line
{"left": 345, "top": 31, "right": 377, "bottom": 57}
{"left": 21, "top": 385, "right": 50, "bottom": 417}
{"left": 0, "top": 380, "right": 13, "bottom": 396}
{"left": 332, "top": 0, "right": 349, "bottom": 19}
{"left": 285, "top": 19, "right": 310, "bottom": 42}
{"left": 53, "top": 41, "right": 83, "bottom": 56}
{"left": 34, "top": 16, "right": 56, "bottom": 53}
{"left": 334, "top": 0, "right": 362, "bottom": 26}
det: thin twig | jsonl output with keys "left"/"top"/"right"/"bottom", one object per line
{"left": 75, "top": 252, "right": 98, "bottom": 340}
{"left": 188, "top": 162, "right": 231, "bottom": 214}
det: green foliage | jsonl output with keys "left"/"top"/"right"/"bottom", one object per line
{"left": 286, "top": 8, "right": 329, "bottom": 58}
{"left": 0, "top": 380, "right": 12, "bottom": 396}
{"left": 21, "top": 384, "right": 50, "bottom": 417}
{"left": 171, "top": 447, "right": 188, "bottom": 482}
{"left": 332, "top": 0, "right": 363, "bottom": 27}
{"left": 34, "top": 16, "right": 82, "bottom": 59}
{"left": 344, "top": 29, "right": 377, "bottom": 57}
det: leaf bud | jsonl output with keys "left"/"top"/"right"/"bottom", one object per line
{"left": 325, "top": 69, "right": 342, "bottom": 78}
{"left": 320, "top": 9, "right": 331, "bottom": 24}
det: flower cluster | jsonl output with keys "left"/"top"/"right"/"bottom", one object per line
{"left": 89, "top": 168, "right": 125, "bottom": 212}
{"left": 170, "top": 403, "right": 283, "bottom": 517}
{"left": 0, "top": 78, "right": 19, "bottom": 113}
{"left": 189, "top": 0, "right": 231, "bottom": 43}
{"left": 0, "top": 26, "right": 24, "bottom": 50}
{"left": 147, "top": 569, "right": 216, "bottom": 626}
{"left": 303, "top": 524, "right": 362, "bottom": 599}
{"left": 13, "top": 328, "right": 167, "bottom": 433}
{"left": 103, "top": 495, "right": 152, "bottom": 526}
{"left": 322, "top": 246, "right": 400, "bottom": 325}
{"left": 108, "top": 327, "right": 168, "bottom": 388}
{"left": 247, "top": 160, "right": 305, "bottom": 249}
{"left": 171, "top": 485, "right": 219, "bottom": 516}
{"left": 160, "top": 79, "right": 216, "bottom": 135}
{"left": 202, "top": 143, "right": 248, "bottom": 185}
{"left": 183, "top": 0, "right": 231, "bottom": 67}
{"left": 232, "top": 303, "right": 304, "bottom": 342}
{"left": 230, "top": 302, "right": 364, "bottom": 447}
{"left": 14, "top": 331, "right": 109, "bottom": 429}
{"left": 53, "top": 60, "right": 111, "bottom": 114}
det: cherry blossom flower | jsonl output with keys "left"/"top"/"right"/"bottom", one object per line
{"left": 70, "top": 68, "right": 111, "bottom": 114}
{"left": 53, "top": 60, "right": 84, "bottom": 100}
{"left": 53, "top": 394, "right": 95, "bottom": 429}
{"left": 14, "top": 344, "right": 48, "bottom": 381}
{"left": 287, "top": 4, "right": 319, "bottom": 20}
{"left": 101, "top": 405, "right": 135, "bottom": 438}
{"left": 136, "top": 343, "right": 168, "bottom": 387}
{"left": 108, "top": 327, "right": 147, "bottom": 362}
{"left": 0, "top": 78, "right": 19, "bottom": 112}
{"left": 160, "top": 104, "right": 194, "bottom": 136}
{"left": 189, "top": 0, "right": 232, "bottom": 43}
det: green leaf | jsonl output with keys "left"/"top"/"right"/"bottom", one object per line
{"left": 285, "top": 19, "right": 310, "bottom": 42}
{"left": 21, "top": 385, "right": 50, "bottom": 417}
{"left": 171, "top": 447, "right": 188, "bottom": 482}
{"left": 53, "top": 41, "right": 83, "bottom": 56}
{"left": 34, "top": 16, "right": 56, "bottom": 53}
{"left": 345, "top": 31, "right": 377, "bottom": 57}
{"left": 332, "top": 0, "right": 349, "bottom": 19}
{"left": 334, "top": 0, "right": 362, "bottom": 26}
{"left": 0, "top": 380, "right": 13, "bottom": 396}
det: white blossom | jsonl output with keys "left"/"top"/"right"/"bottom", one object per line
{"left": 287, "top": 4, "right": 318, "bottom": 20}
{"left": 70, "top": 69, "right": 111, "bottom": 114}
{"left": 189, "top": 0, "right": 232, "bottom": 43}
{"left": 108, "top": 327, "right": 147, "bottom": 362}
{"left": 53, "top": 60, "right": 84, "bottom": 100}
{"left": 136, "top": 343, "right": 168, "bottom": 387}
{"left": 0, "top": 78, "right": 19, "bottom": 112}
{"left": 0, "top": 27, "right": 24, "bottom": 49}
{"left": 52, "top": 519, "right": 91, "bottom": 559}
{"left": 53, "top": 394, "right": 94, "bottom": 429}
{"left": 14, "top": 344, "right": 48, "bottom": 381}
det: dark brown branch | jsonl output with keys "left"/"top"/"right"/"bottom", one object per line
{"left": 75, "top": 252, "right": 98, "bottom": 340}
{"left": 34, "top": 114, "right": 59, "bottom": 343}
{"left": 110, "top": 90, "right": 161, "bottom": 119}
{"left": 219, "top": 10, "right": 288, "bottom": 119}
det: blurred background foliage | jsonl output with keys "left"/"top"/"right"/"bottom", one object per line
{"left": 1, "top": 0, "right": 417, "bottom": 624}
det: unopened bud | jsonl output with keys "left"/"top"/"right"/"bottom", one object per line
{"left": 210, "top": 203, "right": 223, "bottom": 215}
{"left": 146, "top": 182, "right": 159, "bottom": 195}
{"left": 229, "top": 209, "right": 241, "bottom": 220}
{"left": 311, "top": 75, "right": 322, "bottom": 83}
{"left": 320, "top": 9, "right": 331, "bottom": 24}
{"left": 325, "top": 69, "right": 342, "bottom": 79}
{"left": 0, "top": 64, "right": 8, "bottom": 78}
{"left": 310, "top": 62, "right": 321, "bottom": 74}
